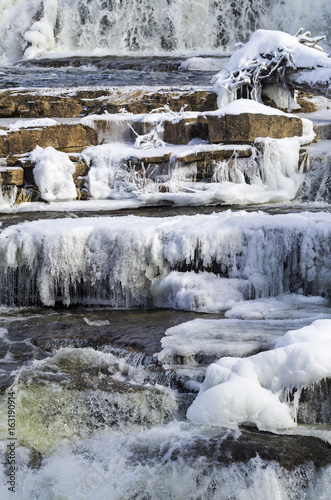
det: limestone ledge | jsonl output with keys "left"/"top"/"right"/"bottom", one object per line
{"left": 0, "top": 88, "right": 218, "bottom": 118}
{"left": 0, "top": 96, "right": 319, "bottom": 203}
{"left": 0, "top": 123, "right": 97, "bottom": 157}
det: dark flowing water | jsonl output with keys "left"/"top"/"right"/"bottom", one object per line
{"left": 0, "top": 56, "right": 222, "bottom": 89}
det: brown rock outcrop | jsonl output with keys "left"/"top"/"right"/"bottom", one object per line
{"left": 0, "top": 92, "right": 84, "bottom": 118}
{"left": 0, "top": 167, "right": 24, "bottom": 186}
{"left": 0, "top": 89, "right": 218, "bottom": 119}
{"left": 0, "top": 124, "right": 97, "bottom": 156}
{"left": 203, "top": 113, "right": 303, "bottom": 143}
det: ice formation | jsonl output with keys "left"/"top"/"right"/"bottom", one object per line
{"left": 0, "top": 211, "right": 330, "bottom": 307}
{"left": 158, "top": 295, "right": 331, "bottom": 365}
{"left": 78, "top": 107, "right": 311, "bottom": 206}
{"left": 213, "top": 29, "right": 331, "bottom": 107}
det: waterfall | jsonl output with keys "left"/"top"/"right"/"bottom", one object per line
{"left": 1, "top": 0, "right": 330, "bottom": 63}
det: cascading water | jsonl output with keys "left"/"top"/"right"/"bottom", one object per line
{"left": 0, "top": 1, "right": 331, "bottom": 497}
{"left": 0, "top": 0, "right": 331, "bottom": 63}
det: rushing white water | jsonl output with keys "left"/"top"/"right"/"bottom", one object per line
{"left": 1, "top": 424, "right": 331, "bottom": 500}
{"left": 0, "top": 0, "right": 330, "bottom": 63}
{"left": 1, "top": 316, "right": 331, "bottom": 499}
{"left": 0, "top": 211, "right": 330, "bottom": 307}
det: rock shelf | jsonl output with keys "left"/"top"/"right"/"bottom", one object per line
{"left": 0, "top": 85, "right": 329, "bottom": 205}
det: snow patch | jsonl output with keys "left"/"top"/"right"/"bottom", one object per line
{"left": 31, "top": 146, "right": 77, "bottom": 202}
{"left": 187, "top": 319, "right": 331, "bottom": 431}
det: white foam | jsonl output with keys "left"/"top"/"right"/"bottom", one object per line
{"left": 84, "top": 318, "right": 110, "bottom": 327}
{"left": 180, "top": 57, "right": 229, "bottom": 71}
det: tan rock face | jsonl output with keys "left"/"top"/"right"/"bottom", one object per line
{"left": 204, "top": 113, "right": 303, "bottom": 143}
{"left": 0, "top": 124, "right": 97, "bottom": 156}
{"left": 0, "top": 92, "right": 84, "bottom": 118}
{"left": 72, "top": 160, "right": 89, "bottom": 190}
{"left": 178, "top": 147, "right": 252, "bottom": 164}
{"left": 0, "top": 89, "right": 218, "bottom": 118}
{"left": 160, "top": 117, "right": 209, "bottom": 145}
{"left": 89, "top": 90, "right": 218, "bottom": 115}
{"left": 0, "top": 167, "right": 24, "bottom": 186}
{"left": 0, "top": 136, "right": 6, "bottom": 156}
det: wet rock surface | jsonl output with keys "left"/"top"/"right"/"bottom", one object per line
{"left": 25, "top": 309, "right": 206, "bottom": 355}
{"left": 130, "top": 427, "right": 331, "bottom": 470}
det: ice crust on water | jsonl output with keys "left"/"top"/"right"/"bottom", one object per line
{"left": 187, "top": 319, "right": 331, "bottom": 431}
{"left": 0, "top": 211, "right": 330, "bottom": 307}
{"left": 225, "top": 294, "right": 331, "bottom": 320}
{"left": 31, "top": 146, "right": 77, "bottom": 202}
{"left": 158, "top": 295, "right": 331, "bottom": 365}
{"left": 158, "top": 318, "right": 291, "bottom": 365}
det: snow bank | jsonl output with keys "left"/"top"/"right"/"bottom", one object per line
{"left": 206, "top": 99, "right": 291, "bottom": 117}
{"left": 187, "top": 319, "right": 331, "bottom": 431}
{"left": 5, "top": 118, "right": 58, "bottom": 133}
{"left": 31, "top": 146, "right": 77, "bottom": 202}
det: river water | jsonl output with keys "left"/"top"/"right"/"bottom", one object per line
{"left": 1, "top": 1, "right": 331, "bottom": 499}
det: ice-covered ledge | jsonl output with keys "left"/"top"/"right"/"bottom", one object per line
{"left": 199, "top": 99, "right": 314, "bottom": 145}
{"left": 81, "top": 100, "right": 314, "bottom": 146}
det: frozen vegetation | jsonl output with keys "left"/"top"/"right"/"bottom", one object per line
{"left": 213, "top": 28, "right": 331, "bottom": 107}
